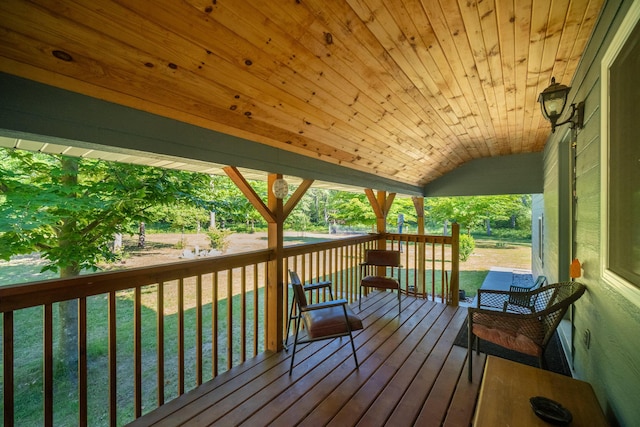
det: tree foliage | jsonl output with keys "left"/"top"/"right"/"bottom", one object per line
{"left": 426, "top": 195, "right": 530, "bottom": 235}
{"left": 0, "top": 148, "right": 210, "bottom": 274}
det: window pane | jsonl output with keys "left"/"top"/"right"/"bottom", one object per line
{"left": 609, "top": 20, "right": 640, "bottom": 286}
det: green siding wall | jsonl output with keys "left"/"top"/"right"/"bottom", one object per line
{"left": 542, "top": 0, "right": 640, "bottom": 424}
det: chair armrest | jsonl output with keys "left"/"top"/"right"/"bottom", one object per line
{"left": 468, "top": 305, "right": 540, "bottom": 320}
{"left": 301, "top": 299, "right": 349, "bottom": 311}
{"left": 303, "top": 281, "right": 332, "bottom": 291}
{"left": 510, "top": 284, "right": 534, "bottom": 293}
{"left": 476, "top": 288, "right": 512, "bottom": 310}
{"left": 478, "top": 288, "right": 540, "bottom": 313}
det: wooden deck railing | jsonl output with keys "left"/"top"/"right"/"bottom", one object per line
{"left": 0, "top": 229, "right": 458, "bottom": 426}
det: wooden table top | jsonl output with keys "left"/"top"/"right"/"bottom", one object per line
{"left": 474, "top": 356, "right": 608, "bottom": 427}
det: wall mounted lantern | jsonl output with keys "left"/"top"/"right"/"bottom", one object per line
{"left": 538, "top": 77, "right": 585, "bottom": 133}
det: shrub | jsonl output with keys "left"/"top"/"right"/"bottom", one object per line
{"left": 459, "top": 234, "right": 475, "bottom": 262}
{"left": 205, "top": 227, "right": 232, "bottom": 252}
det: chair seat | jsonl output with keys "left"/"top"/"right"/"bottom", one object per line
{"left": 471, "top": 312, "right": 544, "bottom": 357}
{"left": 361, "top": 275, "right": 399, "bottom": 290}
{"left": 302, "top": 305, "right": 363, "bottom": 339}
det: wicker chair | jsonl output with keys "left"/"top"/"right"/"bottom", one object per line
{"left": 467, "top": 281, "right": 586, "bottom": 381}
{"left": 501, "top": 275, "right": 547, "bottom": 313}
{"left": 288, "top": 270, "right": 363, "bottom": 375}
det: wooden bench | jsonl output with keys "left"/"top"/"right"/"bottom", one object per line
{"left": 474, "top": 356, "right": 608, "bottom": 426}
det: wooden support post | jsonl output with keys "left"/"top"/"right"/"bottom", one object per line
{"left": 450, "top": 222, "right": 460, "bottom": 306}
{"left": 412, "top": 197, "right": 425, "bottom": 296}
{"left": 267, "top": 174, "right": 284, "bottom": 352}
{"left": 364, "top": 188, "right": 396, "bottom": 249}
{"left": 364, "top": 189, "right": 396, "bottom": 279}
{"left": 223, "top": 166, "right": 313, "bottom": 352}
{"left": 376, "top": 190, "right": 387, "bottom": 249}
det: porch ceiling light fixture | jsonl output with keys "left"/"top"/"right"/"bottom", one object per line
{"left": 538, "top": 77, "right": 584, "bottom": 133}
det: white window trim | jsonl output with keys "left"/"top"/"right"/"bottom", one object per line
{"left": 600, "top": 0, "right": 640, "bottom": 308}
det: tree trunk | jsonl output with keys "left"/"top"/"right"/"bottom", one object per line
{"left": 486, "top": 219, "right": 492, "bottom": 235}
{"left": 57, "top": 157, "right": 80, "bottom": 380}
{"left": 58, "top": 274, "right": 79, "bottom": 380}
{"left": 138, "top": 221, "right": 145, "bottom": 248}
{"left": 113, "top": 233, "right": 123, "bottom": 253}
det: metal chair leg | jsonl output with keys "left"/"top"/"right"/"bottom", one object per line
{"left": 468, "top": 316, "right": 473, "bottom": 381}
{"left": 289, "top": 318, "right": 302, "bottom": 375}
{"left": 283, "top": 296, "right": 297, "bottom": 350}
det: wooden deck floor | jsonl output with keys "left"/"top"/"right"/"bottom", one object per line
{"left": 128, "top": 291, "right": 487, "bottom": 427}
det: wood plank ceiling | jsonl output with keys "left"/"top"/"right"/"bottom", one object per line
{"left": 0, "top": 0, "right": 603, "bottom": 188}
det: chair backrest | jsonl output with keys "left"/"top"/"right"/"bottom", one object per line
{"left": 538, "top": 281, "right": 586, "bottom": 343}
{"left": 508, "top": 275, "right": 548, "bottom": 310}
{"left": 534, "top": 275, "right": 548, "bottom": 288}
{"left": 365, "top": 250, "right": 400, "bottom": 267}
{"left": 289, "top": 270, "right": 308, "bottom": 309}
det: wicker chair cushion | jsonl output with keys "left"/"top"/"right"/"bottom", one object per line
{"left": 302, "top": 306, "right": 363, "bottom": 339}
{"left": 472, "top": 312, "right": 544, "bottom": 357}
{"left": 361, "top": 275, "right": 399, "bottom": 289}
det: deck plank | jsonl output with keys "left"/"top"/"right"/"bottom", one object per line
{"left": 353, "top": 304, "right": 460, "bottom": 426}
{"left": 247, "top": 295, "right": 429, "bottom": 426}
{"left": 384, "top": 307, "right": 468, "bottom": 425}
{"left": 306, "top": 299, "right": 445, "bottom": 426}
{"left": 442, "top": 351, "right": 487, "bottom": 427}
{"left": 183, "top": 292, "right": 400, "bottom": 425}
{"left": 128, "top": 292, "right": 484, "bottom": 427}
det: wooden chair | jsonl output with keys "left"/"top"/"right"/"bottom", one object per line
{"left": 359, "top": 250, "right": 401, "bottom": 314}
{"left": 467, "top": 281, "right": 586, "bottom": 381}
{"left": 284, "top": 270, "right": 334, "bottom": 349}
{"left": 288, "top": 271, "right": 363, "bottom": 375}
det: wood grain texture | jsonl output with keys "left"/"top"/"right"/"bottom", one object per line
{"left": 128, "top": 294, "right": 482, "bottom": 426}
{"left": 474, "top": 356, "right": 608, "bottom": 426}
{"left": 0, "top": 0, "right": 603, "bottom": 187}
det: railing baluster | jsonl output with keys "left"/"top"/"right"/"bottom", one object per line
{"left": 404, "top": 239, "right": 409, "bottom": 294}
{"left": 3, "top": 311, "right": 14, "bottom": 427}
{"left": 157, "top": 282, "right": 165, "bottom": 406}
{"left": 253, "top": 264, "right": 259, "bottom": 356}
{"left": 314, "top": 251, "right": 320, "bottom": 301}
{"left": 441, "top": 241, "right": 446, "bottom": 303}
{"left": 411, "top": 238, "right": 417, "bottom": 296}
{"left": 262, "top": 267, "right": 268, "bottom": 356}
{"left": 108, "top": 291, "right": 117, "bottom": 427}
{"left": 226, "top": 269, "right": 233, "bottom": 371}
{"left": 43, "top": 304, "right": 53, "bottom": 426}
{"left": 431, "top": 242, "right": 436, "bottom": 301}
{"left": 178, "top": 278, "right": 184, "bottom": 396}
{"left": 336, "top": 248, "right": 344, "bottom": 298}
{"left": 241, "top": 266, "right": 246, "bottom": 363}
{"left": 134, "top": 286, "right": 142, "bottom": 418}
{"left": 78, "top": 297, "right": 87, "bottom": 427}
{"left": 196, "top": 275, "right": 203, "bottom": 386}
{"left": 283, "top": 256, "right": 291, "bottom": 342}
{"left": 212, "top": 272, "right": 218, "bottom": 378}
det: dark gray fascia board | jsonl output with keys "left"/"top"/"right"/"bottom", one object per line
{"left": 423, "top": 152, "right": 543, "bottom": 196}
{"left": 0, "top": 72, "right": 423, "bottom": 196}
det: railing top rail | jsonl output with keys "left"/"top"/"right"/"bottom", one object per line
{"left": 0, "top": 249, "right": 272, "bottom": 312}
{"left": 1, "top": 232, "right": 457, "bottom": 313}
{"left": 385, "top": 233, "right": 454, "bottom": 244}
{"left": 283, "top": 233, "right": 378, "bottom": 257}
